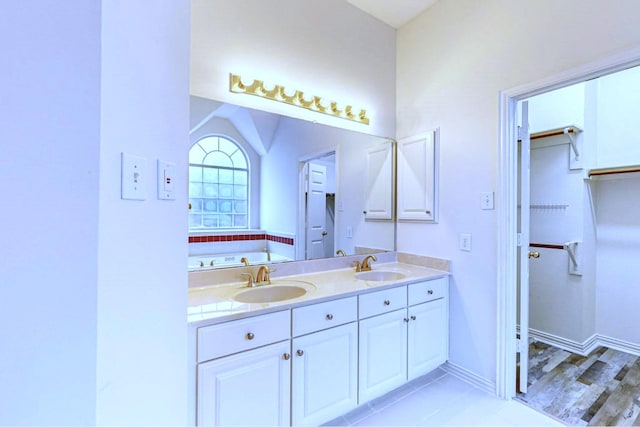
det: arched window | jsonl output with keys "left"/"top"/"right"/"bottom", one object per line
{"left": 189, "top": 135, "right": 249, "bottom": 229}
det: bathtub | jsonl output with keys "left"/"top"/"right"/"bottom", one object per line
{"left": 188, "top": 251, "right": 292, "bottom": 270}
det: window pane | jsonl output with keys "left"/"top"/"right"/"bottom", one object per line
{"left": 189, "top": 214, "right": 202, "bottom": 228}
{"left": 234, "top": 215, "right": 247, "bottom": 228}
{"left": 189, "top": 182, "right": 202, "bottom": 197}
{"left": 234, "top": 170, "right": 247, "bottom": 185}
{"left": 219, "top": 184, "right": 233, "bottom": 198}
{"left": 204, "top": 151, "right": 231, "bottom": 168}
{"left": 219, "top": 214, "right": 232, "bottom": 228}
{"left": 234, "top": 200, "right": 247, "bottom": 213}
{"left": 219, "top": 138, "right": 237, "bottom": 155}
{"left": 219, "top": 200, "right": 232, "bottom": 213}
{"left": 189, "top": 198, "right": 203, "bottom": 212}
{"left": 203, "top": 167, "right": 218, "bottom": 183}
{"left": 203, "top": 183, "right": 218, "bottom": 198}
{"left": 203, "top": 200, "right": 217, "bottom": 212}
{"left": 231, "top": 150, "right": 247, "bottom": 169}
{"left": 219, "top": 169, "right": 233, "bottom": 184}
{"left": 198, "top": 137, "right": 218, "bottom": 154}
{"left": 234, "top": 185, "right": 247, "bottom": 199}
{"left": 189, "top": 145, "right": 207, "bottom": 164}
{"left": 202, "top": 215, "right": 218, "bottom": 228}
{"left": 189, "top": 166, "right": 203, "bottom": 182}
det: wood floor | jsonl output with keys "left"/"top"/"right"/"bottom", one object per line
{"left": 517, "top": 341, "right": 640, "bottom": 426}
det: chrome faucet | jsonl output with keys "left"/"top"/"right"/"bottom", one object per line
{"left": 255, "top": 265, "right": 271, "bottom": 285}
{"left": 356, "top": 255, "right": 377, "bottom": 272}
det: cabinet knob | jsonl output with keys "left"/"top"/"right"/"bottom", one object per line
{"left": 246, "top": 332, "right": 255, "bottom": 340}
{"left": 384, "top": 300, "right": 390, "bottom": 306}
{"left": 326, "top": 314, "right": 334, "bottom": 320}
{"left": 428, "top": 290, "right": 434, "bottom": 295}
{"left": 426, "top": 210, "right": 431, "bottom": 215}
{"left": 411, "top": 315, "right": 416, "bottom": 320}
{"left": 282, "top": 353, "right": 291, "bottom": 360}
{"left": 403, "top": 318, "right": 409, "bottom": 323}
{"left": 296, "top": 349, "right": 304, "bottom": 356}
{"left": 363, "top": 211, "right": 367, "bottom": 215}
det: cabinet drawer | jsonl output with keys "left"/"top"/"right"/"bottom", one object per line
{"left": 197, "top": 310, "right": 290, "bottom": 362}
{"left": 358, "top": 286, "right": 407, "bottom": 319}
{"left": 408, "top": 277, "right": 448, "bottom": 306}
{"left": 292, "top": 296, "right": 357, "bottom": 336}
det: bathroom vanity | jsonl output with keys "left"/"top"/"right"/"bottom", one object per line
{"left": 188, "top": 257, "right": 449, "bottom": 426}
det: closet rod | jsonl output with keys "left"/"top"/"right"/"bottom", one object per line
{"left": 529, "top": 243, "right": 564, "bottom": 250}
{"left": 588, "top": 165, "right": 640, "bottom": 177}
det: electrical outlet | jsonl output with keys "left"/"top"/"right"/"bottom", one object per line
{"left": 460, "top": 233, "right": 472, "bottom": 252}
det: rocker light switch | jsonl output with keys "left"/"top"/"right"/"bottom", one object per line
{"left": 157, "top": 160, "right": 176, "bottom": 200}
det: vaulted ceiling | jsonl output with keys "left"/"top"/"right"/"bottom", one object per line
{"left": 345, "top": 0, "right": 438, "bottom": 28}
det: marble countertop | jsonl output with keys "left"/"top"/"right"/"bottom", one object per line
{"left": 187, "top": 261, "right": 449, "bottom": 326}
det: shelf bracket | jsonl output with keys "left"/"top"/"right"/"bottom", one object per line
{"left": 564, "top": 127, "right": 579, "bottom": 159}
{"left": 563, "top": 241, "right": 582, "bottom": 276}
{"left": 564, "top": 127, "right": 583, "bottom": 170}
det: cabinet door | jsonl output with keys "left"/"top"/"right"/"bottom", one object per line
{"left": 358, "top": 309, "right": 408, "bottom": 403}
{"left": 397, "top": 131, "right": 438, "bottom": 222}
{"left": 197, "top": 341, "right": 291, "bottom": 426}
{"left": 364, "top": 141, "right": 394, "bottom": 220}
{"left": 407, "top": 298, "right": 448, "bottom": 380}
{"left": 292, "top": 323, "right": 358, "bottom": 426}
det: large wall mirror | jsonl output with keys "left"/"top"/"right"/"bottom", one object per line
{"left": 188, "top": 95, "right": 396, "bottom": 270}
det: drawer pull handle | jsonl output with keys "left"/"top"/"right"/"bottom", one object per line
{"left": 246, "top": 332, "right": 255, "bottom": 340}
{"left": 428, "top": 290, "right": 434, "bottom": 295}
{"left": 411, "top": 315, "right": 417, "bottom": 320}
{"left": 384, "top": 300, "right": 390, "bottom": 306}
{"left": 283, "top": 353, "right": 291, "bottom": 360}
{"left": 326, "top": 314, "right": 334, "bottom": 320}
{"left": 403, "top": 318, "right": 409, "bottom": 323}
{"left": 296, "top": 349, "right": 304, "bottom": 356}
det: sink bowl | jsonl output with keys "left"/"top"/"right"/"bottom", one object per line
{"left": 355, "top": 270, "right": 407, "bottom": 282}
{"left": 233, "top": 281, "right": 314, "bottom": 303}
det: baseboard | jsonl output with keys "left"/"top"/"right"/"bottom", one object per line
{"left": 526, "top": 328, "right": 640, "bottom": 357}
{"left": 441, "top": 361, "right": 496, "bottom": 395}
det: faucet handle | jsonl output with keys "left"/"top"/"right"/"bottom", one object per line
{"left": 240, "top": 272, "right": 255, "bottom": 287}
{"left": 354, "top": 261, "right": 362, "bottom": 272}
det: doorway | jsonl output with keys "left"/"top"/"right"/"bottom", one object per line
{"left": 300, "top": 152, "right": 337, "bottom": 260}
{"left": 496, "top": 47, "right": 640, "bottom": 401}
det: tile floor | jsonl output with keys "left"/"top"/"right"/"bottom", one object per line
{"left": 325, "top": 369, "right": 563, "bottom": 426}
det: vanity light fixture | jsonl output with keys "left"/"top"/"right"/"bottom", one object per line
{"left": 229, "top": 73, "right": 370, "bottom": 125}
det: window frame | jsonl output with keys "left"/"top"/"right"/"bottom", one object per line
{"left": 188, "top": 134, "right": 251, "bottom": 231}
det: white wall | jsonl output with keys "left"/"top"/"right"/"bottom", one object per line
{"left": 95, "top": 1, "right": 190, "bottom": 425}
{"left": 593, "top": 67, "right": 640, "bottom": 345}
{"left": 190, "top": 0, "right": 396, "bottom": 138}
{"left": 397, "top": 0, "right": 640, "bottom": 385}
{"left": 0, "top": 2, "right": 101, "bottom": 425}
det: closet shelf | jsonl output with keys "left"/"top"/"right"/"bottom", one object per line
{"left": 588, "top": 165, "right": 640, "bottom": 178}
{"left": 529, "top": 126, "right": 581, "bottom": 141}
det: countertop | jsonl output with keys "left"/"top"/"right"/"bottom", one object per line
{"left": 187, "top": 261, "right": 449, "bottom": 326}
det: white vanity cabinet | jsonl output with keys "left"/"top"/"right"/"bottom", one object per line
{"left": 291, "top": 297, "right": 358, "bottom": 426}
{"left": 196, "top": 310, "right": 291, "bottom": 426}
{"left": 358, "top": 277, "right": 449, "bottom": 403}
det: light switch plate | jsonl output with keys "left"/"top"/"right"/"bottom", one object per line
{"left": 121, "top": 152, "right": 146, "bottom": 200}
{"left": 481, "top": 192, "right": 494, "bottom": 210}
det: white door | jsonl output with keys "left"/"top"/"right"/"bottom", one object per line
{"left": 397, "top": 131, "right": 437, "bottom": 221}
{"left": 358, "top": 309, "right": 408, "bottom": 403}
{"left": 364, "top": 142, "right": 394, "bottom": 220}
{"left": 291, "top": 323, "right": 358, "bottom": 426}
{"left": 518, "top": 101, "right": 531, "bottom": 394}
{"left": 306, "top": 161, "right": 327, "bottom": 259}
{"left": 197, "top": 341, "right": 291, "bottom": 426}
{"left": 407, "top": 299, "right": 448, "bottom": 380}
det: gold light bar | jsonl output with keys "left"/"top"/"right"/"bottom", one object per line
{"left": 229, "top": 73, "right": 370, "bottom": 125}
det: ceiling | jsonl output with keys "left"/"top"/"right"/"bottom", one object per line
{"left": 346, "top": 0, "right": 438, "bottom": 29}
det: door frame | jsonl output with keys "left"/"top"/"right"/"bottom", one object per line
{"left": 495, "top": 45, "right": 640, "bottom": 399}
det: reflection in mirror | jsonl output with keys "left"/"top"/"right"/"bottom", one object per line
{"left": 188, "top": 96, "right": 395, "bottom": 271}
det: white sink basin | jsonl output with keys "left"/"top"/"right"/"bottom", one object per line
{"left": 233, "top": 281, "right": 315, "bottom": 303}
{"left": 355, "top": 270, "right": 407, "bottom": 282}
